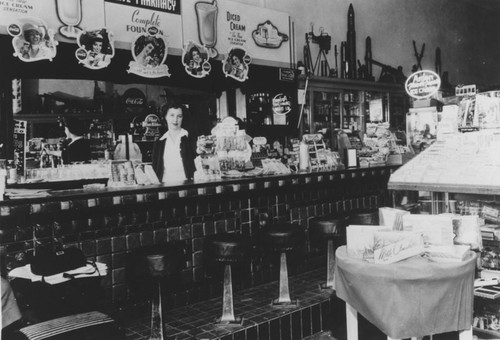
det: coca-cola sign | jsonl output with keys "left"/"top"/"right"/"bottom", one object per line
{"left": 122, "top": 88, "right": 146, "bottom": 108}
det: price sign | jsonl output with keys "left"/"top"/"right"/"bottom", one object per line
{"left": 279, "top": 68, "right": 295, "bottom": 82}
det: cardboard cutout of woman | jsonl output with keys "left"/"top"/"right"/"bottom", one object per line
{"left": 9, "top": 17, "right": 57, "bottom": 62}
{"left": 223, "top": 47, "right": 251, "bottom": 82}
{"left": 76, "top": 28, "right": 115, "bottom": 69}
{"left": 182, "top": 41, "right": 211, "bottom": 78}
{"left": 128, "top": 26, "right": 170, "bottom": 78}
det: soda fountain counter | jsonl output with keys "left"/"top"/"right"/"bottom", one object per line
{"left": 0, "top": 165, "right": 396, "bottom": 305}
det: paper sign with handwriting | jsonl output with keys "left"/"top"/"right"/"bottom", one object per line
{"left": 373, "top": 231, "right": 424, "bottom": 264}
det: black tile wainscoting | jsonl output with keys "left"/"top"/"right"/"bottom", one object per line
{"left": 0, "top": 167, "right": 396, "bottom": 325}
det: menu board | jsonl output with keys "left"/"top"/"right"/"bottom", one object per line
{"left": 389, "top": 130, "right": 500, "bottom": 194}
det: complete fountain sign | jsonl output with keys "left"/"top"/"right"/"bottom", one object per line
{"left": 405, "top": 70, "right": 441, "bottom": 99}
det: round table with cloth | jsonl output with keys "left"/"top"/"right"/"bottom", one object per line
{"left": 334, "top": 245, "right": 477, "bottom": 339}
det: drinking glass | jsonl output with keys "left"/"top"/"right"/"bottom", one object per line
{"left": 195, "top": 1, "right": 218, "bottom": 58}
{"left": 56, "top": 0, "right": 82, "bottom": 39}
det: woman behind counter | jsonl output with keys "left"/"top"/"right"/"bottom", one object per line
{"left": 61, "top": 117, "right": 92, "bottom": 164}
{"left": 152, "top": 102, "right": 196, "bottom": 183}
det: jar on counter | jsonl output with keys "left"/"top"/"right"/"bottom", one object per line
{"left": 6, "top": 160, "right": 17, "bottom": 184}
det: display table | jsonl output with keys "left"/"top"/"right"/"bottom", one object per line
{"left": 334, "top": 246, "right": 476, "bottom": 340}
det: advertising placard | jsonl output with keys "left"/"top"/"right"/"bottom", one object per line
{"left": 104, "top": 0, "right": 182, "bottom": 53}
{"left": 405, "top": 70, "right": 441, "bottom": 99}
{"left": 0, "top": 0, "right": 105, "bottom": 41}
{"left": 182, "top": 0, "right": 290, "bottom": 67}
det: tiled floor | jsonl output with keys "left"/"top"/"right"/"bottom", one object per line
{"left": 123, "top": 268, "right": 335, "bottom": 340}
{"left": 122, "top": 267, "right": 463, "bottom": 340}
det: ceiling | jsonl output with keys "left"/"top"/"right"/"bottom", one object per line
{"left": 461, "top": 0, "right": 500, "bottom": 12}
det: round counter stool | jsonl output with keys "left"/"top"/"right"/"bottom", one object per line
{"left": 349, "top": 208, "right": 379, "bottom": 225}
{"left": 263, "top": 224, "right": 304, "bottom": 307}
{"left": 309, "top": 215, "right": 348, "bottom": 290}
{"left": 207, "top": 233, "right": 248, "bottom": 326}
{"left": 144, "top": 245, "right": 184, "bottom": 340}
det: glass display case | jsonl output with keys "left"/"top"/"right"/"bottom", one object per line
{"left": 388, "top": 130, "right": 500, "bottom": 340}
{"left": 298, "top": 75, "right": 408, "bottom": 149}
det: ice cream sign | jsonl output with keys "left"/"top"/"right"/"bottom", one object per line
{"left": 405, "top": 70, "right": 441, "bottom": 99}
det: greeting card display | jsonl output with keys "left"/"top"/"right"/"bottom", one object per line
{"left": 8, "top": 17, "right": 57, "bottom": 62}
{"left": 182, "top": 41, "right": 212, "bottom": 78}
{"left": 75, "top": 28, "right": 114, "bottom": 70}
{"left": 128, "top": 26, "right": 170, "bottom": 78}
{"left": 222, "top": 47, "right": 251, "bottom": 82}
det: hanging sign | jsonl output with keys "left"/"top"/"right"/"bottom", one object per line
{"left": 8, "top": 17, "right": 58, "bottom": 62}
{"left": 182, "top": 41, "right": 212, "bottom": 78}
{"left": 0, "top": 0, "right": 105, "bottom": 42}
{"left": 222, "top": 46, "right": 251, "bottom": 82}
{"left": 104, "top": 0, "right": 182, "bottom": 53}
{"left": 127, "top": 26, "right": 170, "bottom": 78}
{"left": 182, "top": 0, "right": 290, "bottom": 67}
{"left": 76, "top": 28, "right": 115, "bottom": 69}
{"left": 104, "top": 0, "right": 180, "bottom": 14}
{"left": 405, "top": 70, "right": 441, "bottom": 99}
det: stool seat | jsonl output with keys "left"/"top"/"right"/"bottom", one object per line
{"left": 349, "top": 209, "right": 379, "bottom": 225}
{"left": 264, "top": 224, "right": 302, "bottom": 252}
{"left": 309, "top": 215, "right": 348, "bottom": 239}
{"left": 209, "top": 233, "right": 247, "bottom": 263}
{"left": 144, "top": 244, "right": 184, "bottom": 278}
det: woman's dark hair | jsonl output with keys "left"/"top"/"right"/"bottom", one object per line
{"left": 230, "top": 48, "right": 245, "bottom": 63}
{"left": 64, "top": 117, "right": 87, "bottom": 136}
{"left": 160, "top": 100, "right": 193, "bottom": 133}
{"left": 184, "top": 46, "right": 201, "bottom": 64}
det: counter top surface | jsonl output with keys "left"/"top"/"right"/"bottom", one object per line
{"left": 0, "top": 165, "right": 398, "bottom": 206}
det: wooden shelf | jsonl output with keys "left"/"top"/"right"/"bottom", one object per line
{"left": 298, "top": 75, "right": 405, "bottom": 93}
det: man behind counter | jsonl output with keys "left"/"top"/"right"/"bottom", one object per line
{"left": 61, "top": 117, "right": 92, "bottom": 164}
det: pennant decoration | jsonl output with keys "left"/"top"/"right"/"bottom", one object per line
{"left": 128, "top": 26, "right": 170, "bottom": 78}
{"left": 222, "top": 46, "right": 251, "bottom": 82}
{"left": 8, "top": 17, "right": 58, "bottom": 62}
{"left": 75, "top": 28, "right": 115, "bottom": 70}
{"left": 182, "top": 41, "right": 212, "bottom": 78}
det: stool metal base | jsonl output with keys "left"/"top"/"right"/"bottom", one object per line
{"left": 215, "top": 264, "right": 243, "bottom": 327}
{"left": 271, "top": 252, "right": 299, "bottom": 308}
{"left": 214, "top": 315, "right": 244, "bottom": 327}
{"left": 319, "top": 239, "right": 336, "bottom": 291}
{"left": 271, "top": 298, "right": 299, "bottom": 308}
{"left": 148, "top": 281, "right": 164, "bottom": 340}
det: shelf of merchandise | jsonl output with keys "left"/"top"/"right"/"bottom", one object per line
{"left": 298, "top": 75, "right": 408, "bottom": 149}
